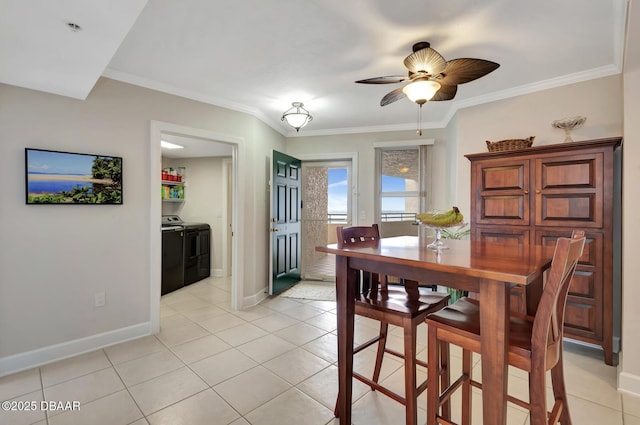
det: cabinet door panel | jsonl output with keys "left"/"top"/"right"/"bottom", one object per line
{"left": 535, "top": 154, "right": 603, "bottom": 227}
{"left": 473, "top": 159, "right": 530, "bottom": 225}
{"left": 535, "top": 230, "right": 602, "bottom": 339}
{"left": 563, "top": 300, "right": 598, "bottom": 339}
{"left": 473, "top": 226, "right": 530, "bottom": 246}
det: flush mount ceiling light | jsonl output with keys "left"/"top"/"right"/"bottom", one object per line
{"left": 281, "top": 102, "right": 313, "bottom": 132}
{"left": 160, "top": 140, "right": 184, "bottom": 149}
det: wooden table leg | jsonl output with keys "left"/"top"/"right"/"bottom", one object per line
{"left": 336, "top": 255, "right": 356, "bottom": 425}
{"left": 479, "top": 279, "right": 510, "bottom": 425}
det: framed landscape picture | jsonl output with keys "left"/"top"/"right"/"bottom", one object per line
{"left": 25, "top": 148, "right": 123, "bottom": 205}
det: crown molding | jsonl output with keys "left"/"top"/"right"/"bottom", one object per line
{"left": 104, "top": 62, "right": 622, "bottom": 140}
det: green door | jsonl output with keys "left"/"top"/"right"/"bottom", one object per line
{"left": 269, "top": 150, "right": 302, "bottom": 294}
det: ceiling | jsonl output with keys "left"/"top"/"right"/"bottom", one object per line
{"left": 160, "top": 133, "right": 233, "bottom": 159}
{"left": 1, "top": 0, "right": 628, "bottom": 137}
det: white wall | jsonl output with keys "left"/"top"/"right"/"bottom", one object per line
{"left": 0, "top": 77, "right": 285, "bottom": 375}
{"left": 163, "top": 156, "right": 231, "bottom": 276}
{"left": 619, "top": 0, "right": 640, "bottom": 396}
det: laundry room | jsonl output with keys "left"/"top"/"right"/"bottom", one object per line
{"left": 160, "top": 134, "right": 234, "bottom": 295}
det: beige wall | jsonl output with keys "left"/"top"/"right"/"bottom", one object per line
{"left": 620, "top": 0, "right": 640, "bottom": 395}
{"left": 452, "top": 75, "right": 623, "bottom": 218}
{"left": 0, "top": 77, "right": 284, "bottom": 375}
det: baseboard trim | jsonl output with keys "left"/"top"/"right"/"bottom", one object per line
{"left": 242, "top": 286, "right": 269, "bottom": 308}
{"left": 212, "top": 268, "right": 225, "bottom": 277}
{"left": 619, "top": 371, "right": 640, "bottom": 396}
{"left": 0, "top": 322, "right": 152, "bottom": 378}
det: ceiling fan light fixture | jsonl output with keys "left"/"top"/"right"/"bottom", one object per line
{"left": 402, "top": 80, "right": 441, "bottom": 104}
{"left": 282, "top": 102, "right": 313, "bottom": 132}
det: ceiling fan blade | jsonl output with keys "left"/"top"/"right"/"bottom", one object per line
{"left": 430, "top": 84, "right": 458, "bottom": 101}
{"left": 380, "top": 87, "right": 406, "bottom": 106}
{"left": 436, "top": 58, "right": 500, "bottom": 86}
{"left": 355, "top": 75, "right": 409, "bottom": 84}
{"left": 404, "top": 47, "right": 447, "bottom": 76}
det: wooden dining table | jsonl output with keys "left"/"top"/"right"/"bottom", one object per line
{"left": 317, "top": 236, "right": 553, "bottom": 425}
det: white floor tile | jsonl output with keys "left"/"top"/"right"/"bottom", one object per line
{"left": 40, "top": 350, "right": 111, "bottom": 388}
{"left": 215, "top": 322, "right": 269, "bottom": 347}
{"left": 236, "top": 334, "right": 296, "bottom": 363}
{"left": 243, "top": 388, "right": 334, "bottom": 425}
{"left": 278, "top": 304, "right": 325, "bottom": 321}
{"left": 190, "top": 348, "right": 258, "bottom": 386}
{"left": 104, "top": 335, "right": 167, "bottom": 365}
{"left": 146, "top": 389, "right": 240, "bottom": 425}
{"left": 156, "top": 321, "right": 210, "bottom": 346}
{"left": 273, "top": 322, "right": 328, "bottom": 346}
{"left": 262, "top": 348, "right": 331, "bottom": 385}
{"left": 128, "top": 367, "right": 208, "bottom": 415}
{"left": 48, "top": 390, "right": 143, "bottom": 425}
{"left": 0, "top": 368, "right": 41, "bottom": 401}
{"left": 213, "top": 366, "right": 291, "bottom": 415}
{"left": 0, "top": 389, "right": 46, "bottom": 425}
{"left": 170, "top": 334, "right": 232, "bottom": 364}
{"left": 301, "top": 332, "right": 338, "bottom": 363}
{"left": 198, "top": 312, "right": 246, "bottom": 333}
{"left": 250, "top": 312, "right": 299, "bottom": 333}
{"left": 114, "top": 350, "right": 183, "bottom": 386}
{"left": 304, "top": 311, "right": 338, "bottom": 332}
{"left": 43, "top": 368, "right": 124, "bottom": 416}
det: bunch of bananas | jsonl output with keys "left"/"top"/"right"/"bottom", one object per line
{"left": 417, "top": 206, "right": 464, "bottom": 227}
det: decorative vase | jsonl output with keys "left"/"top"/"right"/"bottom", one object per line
{"left": 552, "top": 116, "right": 586, "bottom": 143}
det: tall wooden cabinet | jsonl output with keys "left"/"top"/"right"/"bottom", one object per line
{"left": 465, "top": 138, "right": 621, "bottom": 365}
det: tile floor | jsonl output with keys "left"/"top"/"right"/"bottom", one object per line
{"left": 1, "top": 276, "right": 639, "bottom": 425}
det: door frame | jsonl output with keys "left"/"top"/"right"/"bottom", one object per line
{"left": 295, "top": 152, "right": 358, "bottom": 280}
{"left": 300, "top": 159, "right": 354, "bottom": 280}
{"left": 294, "top": 152, "right": 359, "bottom": 226}
{"left": 149, "top": 121, "right": 244, "bottom": 333}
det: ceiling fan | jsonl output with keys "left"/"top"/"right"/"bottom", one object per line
{"left": 356, "top": 41, "right": 500, "bottom": 107}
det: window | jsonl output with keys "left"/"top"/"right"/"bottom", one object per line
{"left": 379, "top": 148, "right": 420, "bottom": 221}
{"left": 375, "top": 145, "right": 431, "bottom": 236}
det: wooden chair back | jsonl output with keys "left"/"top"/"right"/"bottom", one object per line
{"left": 336, "top": 224, "right": 383, "bottom": 295}
{"left": 533, "top": 230, "right": 586, "bottom": 363}
{"left": 336, "top": 224, "right": 381, "bottom": 249}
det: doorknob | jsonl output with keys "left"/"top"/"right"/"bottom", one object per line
{"left": 270, "top": 228, "right": 279, "bottom": 232}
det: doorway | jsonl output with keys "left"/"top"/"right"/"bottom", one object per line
{"left": 150, "top": 121, "right": 242, "bottom": 334}
{"left": 301, "top": 160, "right": 352, "bottom": 281}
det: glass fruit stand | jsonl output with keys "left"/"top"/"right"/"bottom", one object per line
{"left": 417, "top": 207, "right": 466, "bottom": 250}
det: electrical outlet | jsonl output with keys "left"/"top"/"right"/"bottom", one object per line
{"left": 94, "top": 292, "right": 106, "bottom": 307}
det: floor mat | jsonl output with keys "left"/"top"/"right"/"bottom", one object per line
{"left": 279, "top": 281, "right": 336, "bottom": 301}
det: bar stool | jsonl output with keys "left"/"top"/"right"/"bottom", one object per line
{"left": 335, "top": 224, "right": 450, "bottom": 425}
{"left": 425, "top": 230, "right": 586, "bottom": 425}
